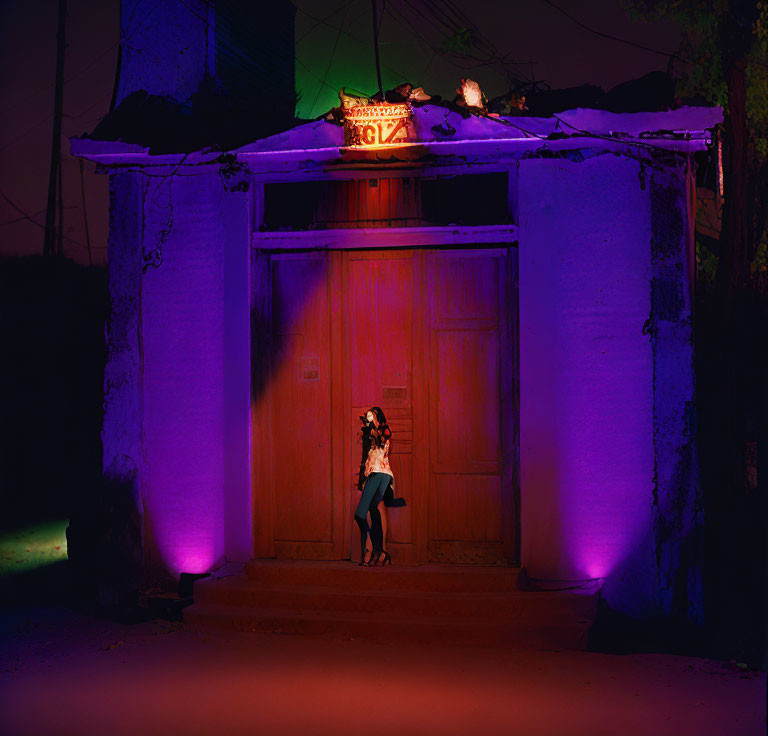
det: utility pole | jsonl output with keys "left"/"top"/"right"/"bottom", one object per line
{"left": 43, "top": 0, "right": 67, "bottom": 257}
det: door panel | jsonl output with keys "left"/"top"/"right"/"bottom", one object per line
{"left": 434, "top": 330, "right": 501, "bottom": 472}
{"left": 344, "top": 250, "right": 424, "bottom": 563}
{"left": 253, "top": 252, "right": 340, "bottom": 559}
{"left": 432, "top": 474, "right": 503, "bottom": 541}
{"left": 427, "top": 249, "right": 514, "bottom": 563}
{"left": 347, "top": 254, "right": 413, "bottom": 409}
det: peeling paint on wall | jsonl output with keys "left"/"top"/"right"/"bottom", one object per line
{"left": 648, "top": 162, "right": 704, "bottom": 625}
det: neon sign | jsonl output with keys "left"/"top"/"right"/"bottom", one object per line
{"left": 342, "top": 103, "right": 416, "bottom": 149}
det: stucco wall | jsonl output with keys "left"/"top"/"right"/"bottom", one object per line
{"left": 102, "top": 172, "right": 144, "bottom": 482}
{"left": 140, "top": 172, "right": 250, "bottom": 579}
{"left": 518, "top": 153, "right": 658, "bottom": 616}
{"left": 102, "top": 169, "right": 251, "bottom": 587}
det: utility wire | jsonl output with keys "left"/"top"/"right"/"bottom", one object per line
{"left": 307, "top": 1, "right": 351, "bottom": 117}
{"left": 0, "top": 208, "right": 47, "bottom": 227}
{"left": 386, "top": 0, "right": 529, "bottom": 87}
{"left": 1, "top": 0, "right": 158, "bottom": 122}
{"left": 296, "top": 0, "right": 359, "bottom": 44}
{"left": 296, "top": 4, "right": 411, "bottom": 84}
{"left": 0, "top": 189, "right": 83, "bottom": 247}
{"left": 1, "top": 41, "right": 119, "bottom": 123}
{"left": 538, "top": 0, "right": 676, "bottom": 58}
{"left": 295, "top": 56, "right": 339, "bottom": 93}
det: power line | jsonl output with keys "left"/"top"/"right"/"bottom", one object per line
{"left": 0, "top": 208, "right": 47, "bottom": 227}
{"left": 538, "top": 0, "right": 676, "bottom": 58}
{"left": 0, "top": 91, "right": 113, "bottom": 157}
{"left": 1, "top": 41, "right": 119, "bottom": 123}
{"left": 296, "top": 0, "right": 359, "bottom": 44}
{"left": 0, "top": 189, "right": 83, "bottom": 248}
{"left": 295, "top": 3, "right": 411, "bottom": 83}
{"left": 386, "top": 1, "right": 530, "bottom": 87}
{"left": 295, "top": 56, "right": 338, "bottom": 93}
{"left": 0, "top": 115, "right": 54, "bottom": 156}
{"left": 307, "top": 1, "right": 351, "bottom": 117}
{"left": 1, "top": 0, "right": 161, "bottom": 122}
{"left": 0, "top": 205, "right": 78, "bottom": 228}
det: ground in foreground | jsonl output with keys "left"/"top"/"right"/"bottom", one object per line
{"left": 0, "top": 603, "right": 764, "bottom": 736}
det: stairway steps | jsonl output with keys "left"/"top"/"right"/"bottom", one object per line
{"left": 243, "top": 560, "right": 522, "bottom": 593}
{"left": 194, "top": 574, "right": 596, "bottom": 622}
{"left": 183, "top": 561, "right": 600, "bottom": 650}
{"left": 183, "top": 602, "right": 591, "bottom": 650}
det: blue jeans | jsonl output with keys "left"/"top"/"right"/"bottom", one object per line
{"left": 354, "top": 472, "right": 389, "bottom": 558}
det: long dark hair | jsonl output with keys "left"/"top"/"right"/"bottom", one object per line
{"left": 370, "top": 406, "right": 387, "bottom": 427}
{"left": 369, "top": 406, "right": 390, "bottom": 448}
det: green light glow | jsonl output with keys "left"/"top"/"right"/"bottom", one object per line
{"left": 0, "top": 520, "right": 69, "bottom": 575}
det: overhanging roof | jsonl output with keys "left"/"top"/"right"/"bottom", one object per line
{"left": 70, "top": 104, "right": 723, "bottom": 172}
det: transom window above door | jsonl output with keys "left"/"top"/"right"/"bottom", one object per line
{"left": 259, "top": 172, "right": 512, "bottom": 232}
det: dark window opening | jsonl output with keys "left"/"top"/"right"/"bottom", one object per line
{"left": 261, "top": 172, "right": 511, "bottom": 231}
{"left": 420, "top": 173, "right": 509, "bottom": 226}
{"left": 263, "top": 181, "right": 321, "bottom": 231}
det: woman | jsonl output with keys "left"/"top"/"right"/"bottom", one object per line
{"left": 354, "top": 406, "right": 405, "bottom": 566}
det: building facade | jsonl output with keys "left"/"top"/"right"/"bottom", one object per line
{"left": 72, "top": 102, "right": 720, "bottom": 627}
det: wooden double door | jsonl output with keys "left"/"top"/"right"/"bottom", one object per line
{"left": 252, "top": 247, "right": 518, "bottom": 564}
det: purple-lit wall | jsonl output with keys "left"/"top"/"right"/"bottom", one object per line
{"left": 102, "top": 170, "right": 251, "bottom": 588}
{"left": 518, "top": 154, "right": 656, "bottom": 614}
{"left": 141, "top": 173, "right": 251, "bottom": 580}
{"left": 518, "top": 153, "right": 698, "bottom": 618}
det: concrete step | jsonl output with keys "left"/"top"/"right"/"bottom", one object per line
{"left": 184, "top": 561, "right": 600, "bottom": 650}
{"left": 193, "top": 573, "right": 597, "bottom": 623}
{"left": 243, "top": 559, "right": 522, "bottom": 593}
{"left": 183, "top": 602, "right": 592, "bottom": 650}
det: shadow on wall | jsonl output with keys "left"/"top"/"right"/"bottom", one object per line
{"left": 249, "top": 252, "right": 330, "bottom": 406}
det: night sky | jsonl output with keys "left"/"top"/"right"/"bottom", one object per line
{"left": 0, "top": 0, "right": 681, "bottom": 265}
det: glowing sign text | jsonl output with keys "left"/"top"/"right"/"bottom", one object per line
{"left": 342, "top": 103, "right": 416, "bottom": 148}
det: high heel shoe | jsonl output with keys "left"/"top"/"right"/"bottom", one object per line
{"left": 367, "top": 549, "right": 383, "bottom": 566}
{"left": 368, "top": 550, "right": 391, "bottom": 566}
{"left": 358, "top": 548, "right": 372, "bottom": 566}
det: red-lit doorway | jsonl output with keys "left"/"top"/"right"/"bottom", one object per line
{"left": 251, "top": 247, "right": 518, "bottom": 564}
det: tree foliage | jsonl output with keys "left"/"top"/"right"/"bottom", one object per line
{"left": 625, "top": 0, "right": 768, "bottom": 154}
{"left": 626, "top": 0, "right": 768, "bottom": 287}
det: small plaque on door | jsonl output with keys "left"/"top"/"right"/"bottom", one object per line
{"left": 382, "top": 385, "right": 407, "bottom": 400}
{"left": 302, "top": 357, "right": 319, "bottom": 380}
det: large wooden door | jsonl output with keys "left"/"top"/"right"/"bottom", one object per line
{"left": 252, "top": 247, "right": 518, "bottom": 564}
